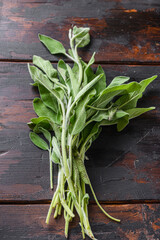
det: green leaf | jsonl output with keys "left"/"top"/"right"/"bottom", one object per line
{"left": 29, "top": 117, "right": 53, "bottom": 131}
{"left": 90, "top": 111, "right": 109, "bottom": 122}
{"left": 28, "top": 64, "right": 63, "bottom": 109}
{"left": 38, "top": 84, "right": 58, "bottom": 113}
{"left": 86, "top": 52, "right": 96, "bottom": 70}
{"left": 74, "top": 73, "right": 104, "bottom": 104}
{"left": 33, "top": 98, "right": 60, "bottom": 124}
{"left": 38, "top": 127, "right": 51, "bottom": 143}
{"left": 28, "top": 64, "right": 53, "bottom": 90}
{"left": 71, "top": 89, "right": 96, "bottom": 135}
{"left": 33, "top": 55, "right": 57, "bottom": 79}
{"left": 66, "top": 64, "right": 79, "bottom": 97}
{"left": 89, "top": 81, "right": 141, "bottom": 112}
{"left": 126, "top": 107, "right": 155, "bottom": 119}
{"left": 94, "top": 65, "right": 107, "bottom": 94}
{"left": 30, "top": 117, "right": 61, "bottom": 141}
{"left": 80, "top": 122, "right": 101, "bottom": 151}
{"left": 140, "top": 75, "right": 157, "bottom": 93}
{"left": 83, "top": 64, "right": 96, "bottom": 86}
{"left": 116, "top": 111, "right": 129, "bottom": 131}
{"left": 118, "top": 75, "right": 158, "bottom": 110}
{"left": 51, "top": 151, "right": 60, "bottom": 164}
{"left": 83, "top": 53, "right": 96, "bottom": 86}
{"left": 108, "top": 76, "right": 130, "bottom": 88}
{"left": 29, "top": 132, "right": 49, "bottom": 150}
{"left": 76, "top": 157, "right": 90, "bottom": 184}
{"left": 57, "top": 60, "right": 67, "bottom": 81}
{"left": 52, "top": 137, "right": 61, "bottom": 159}
{"left": 73, "top": 26, "right": 90, "bottom": 48}
{"left": 39, "top": 34, "right": 66, "bottom": 54}
{"left": 30, "top": 116, "right": 53, "bottom": 125}
{"left": 72, "top": 158, "right": 80, "bottom": 188}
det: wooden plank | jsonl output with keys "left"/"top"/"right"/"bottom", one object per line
{"left": 0, "top": 62, "right": 160, "bottom": 201}
{"left": 1, "top": 1, "right": 160, "bottom": 62}
{"left": 0, "top": 203, "right": 160, "bottom": 239}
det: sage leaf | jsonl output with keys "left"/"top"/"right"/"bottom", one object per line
{"left": 52, "top": 137, "right": 61, "bottom": 160}
{"left": 89, "top": 81, "right": 141, "bottom": 112}
{"left": 94, "top": 65, "right": 107, "bottom": 94}
{"left": 77, "top": 157, "right": 90, "bottom": 184}
{"left": 38, "top": 84, "right": 58, "bottom": 113}
{"left": 66, "top": 64, "right": 79, "bottom": 97}
{"left": 57, "top": 59, "right": 67, "bottom": 81}
{"left": 108, "top": 76, "right": 130, "bottom": 88}
{"left": 38, "top": 127, "right": 51, "bottom": 143}
{"left": 29, "top": 132, "right": 49, "bottom": 150}
{"left": 74, "top": 73, "right": 104, "bottom": 104}
{"left": 39, "top": 34, "right": 66, "bottom": 54}
{"left": 71, "top": 89, "right": 96, "bottom": 135}
{"left": 33, "top": 98, "right": 60, "bottom": 124}
{"left": 29, "top": 117, "right": 54, "bottom": 134}
{"left": 126, "top": 107, "right": 155, "bottom": 119}
{"left": 51, "top": 151, "right": 60, "bottom": 164}
{"left": 73, "top": 26, "right": 90, "bottom": 48}
{"left": 33, "top": 55, "right": 57, "bottom": 79}
{"left": 28, "top": 64, "right": 53, "bottom": 90}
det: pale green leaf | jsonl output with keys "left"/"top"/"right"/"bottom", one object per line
{"left": 52, "top": 136, "right": 61, "bottom": 159}
{"left": 33, "top": 98, "right": 60, "bottom": 124}
{"left": 66, "top": 64, "right": 79, "bottom": 97}
{"left": 38, "top": 84, "right": 58, "bottom": 113}
{"left": 29, "top": 132, "right": 49, "bottom": 150}
{"left": 38, "top": 127, "right": 51, "bottom": 143}
{"left": 71, "top": 89, "right": 96, "bottom": 135}
{"left": 33, "top": 55, "right": 57, "bottom": 79}
{"left": 39, "top": 34, "right": 66, "bottom": 54}
{"left": 73, "top": 26, "right": 90, "bottom": 48}
{"left": 108, "top": 76, "right": 130, "bottom": 88}
{"left": 74, "top": 73, "right": 104, "bottom": 104}
{"left": 126, "top": 107, "right": 155, "bottom": 119}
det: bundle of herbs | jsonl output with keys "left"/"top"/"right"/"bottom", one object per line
{"left": 28, "top": 26, "right": 157, "bottom": 239}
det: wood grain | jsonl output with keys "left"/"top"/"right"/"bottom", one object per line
{"left": 1, "top": 0, "right": 160, "bottom": 62}
{"left": 0, "top": 62, "right": 159, "bottom": 201}
{"left": 0, "top": 203, "right": 160, "bottom": 239}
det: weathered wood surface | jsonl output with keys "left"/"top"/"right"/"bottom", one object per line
{"left": 1, "top": 0, "right": 160, "bottom": 62}
{"left": 0, "top": 62, "right": 159, "bottom": 201}
{"left": 0, "top": 203, "right": 160, "bottom": 239}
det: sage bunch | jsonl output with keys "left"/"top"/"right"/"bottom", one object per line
{"left": 28, "top": 26, "right": 157, "bottom": 239}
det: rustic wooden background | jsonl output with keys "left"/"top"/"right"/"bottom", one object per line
{"left": 0, "top": 0, "right": 160, "bottom": 239}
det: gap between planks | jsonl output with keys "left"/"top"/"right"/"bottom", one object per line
{"left": 0, "top": 199, "right": 160, "bottom": 205}
{"left": 1, "top": 59, "right": 160, "bottom": 66}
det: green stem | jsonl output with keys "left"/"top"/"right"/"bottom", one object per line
{"left": 49, "top": 148, "right": 53, "bottom": 189}
{"left": 70, "top": 37, "right": 83, "bottom": 85}
{"left": 54, "top": 203, "right": 59, "bottom": 218}
{"left": 50, "top": 160, "right": 53, "bottom": 190}
{"left": 89, "top": 182, "right": 120, "bottom": 222}
{"left": 65, "top": 52, "right": 77, "bottom": 63}
{"left": 79, "top": 190, "right": 85, "bottom": 239}
{"left": 74, "top": 43, "right": 83, "bottom": 85}
{"left": 65, "top": 220, "right": 69, "bottom": 238}
{"left": 46, "top": 191, "right": 57, "bottom": 224}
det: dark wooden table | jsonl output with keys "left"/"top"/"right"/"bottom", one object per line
{"left": 0, "top": 1, "right": 160, "bottom": 239}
